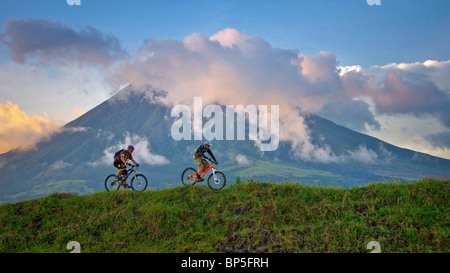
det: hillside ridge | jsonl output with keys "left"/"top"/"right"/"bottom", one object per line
{"left": 1, "top": 178, "right": 448, "bottom": 253}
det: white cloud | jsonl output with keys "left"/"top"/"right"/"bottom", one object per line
{"left": 339, "top": 65, "right": 363, "bottom": 76}
{"left": 64, "top": 126, "right": 90, "bottom": 133}
{"left": 236, "top": 154, "right": 251, "bottom": 165}
{"left": 346, "top": 145, "right": 378, "bottom": 164}
{"left": 89, "top": 132, "right": 169, "bottom": 167}
{"left": 49, "top": 160, "right": 73, "bottom": 170}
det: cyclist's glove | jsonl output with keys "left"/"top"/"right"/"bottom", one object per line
{"left": 136, "top": 163, "right": 140, "bottom": 167}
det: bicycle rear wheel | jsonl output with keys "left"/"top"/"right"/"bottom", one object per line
{"left": 105, "top": 174, "right": 120, "bottom": 191}
{"left": 181, "top": 167, "right": 198, "bottom": 186}
{"left": 208, "top": 171, "right": 226, "bottom": 190}
{"left": 131, "top": 174, "right": 148, "bottom": 192}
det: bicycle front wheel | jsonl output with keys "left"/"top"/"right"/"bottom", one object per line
{"left": 105, "top": 174, "right": 120, "bottom": 191}
{"left": 131, "top": 174, "right": 148, "bottom": 192}
{"left": 208, "top": 171, "right": 226, "bottom": 190}
{"left": 181, "top": 167, "right": 198, "bottom": 186}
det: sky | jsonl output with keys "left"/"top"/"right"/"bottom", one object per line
{"left": 0, "top": 0, "right": 449, "bottom": 160}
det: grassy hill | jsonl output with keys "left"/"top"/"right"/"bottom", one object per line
{"left": 0, "top": 178, "right": 448, "bottom": 253}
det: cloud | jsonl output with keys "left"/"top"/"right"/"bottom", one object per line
{"left": 108, "top": 29, "right": 385, "bottom": 162}
{"left": 0, "top": 18, "right": 126, "bottom": 67}
{"left": 341, "top": 61, "right": 450, "bottom": 128}
{"left": 425, "top": 131, "right": 450, "bottom": 149}
{"left": 90, "top": 132, "right": 169, "bottom": 167}
{"left": 235, "top": 154, "right": 251, "bottom": 165}
{"left": 320, "top": 99, "right": 380, "bottom": 131}
{"left": 63, "top": 126, "right": 90, "bottom": 133}
{"left": 106, "top": 28, "right": 450, "bottom": 160}
{"left": 3, "top": 20, "right": 448, "bottom": 160}
{"left": 378, "top": 60, "right": 450, "bottom": 92}
{"left": 0, "top": 101, "right": 62, "bottom": 153}
{"left": 49, "top": 160, "right": 73, "bottom": 170}
{"left": 73, "top": 106, "right": 84, "bottom": 117}
{"left": 346, "top": 145, "right": 378, "bottom": 164}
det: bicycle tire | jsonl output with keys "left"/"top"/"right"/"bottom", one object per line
{"left": 207, "top": 171, "right": 226, "bottom": 190}
{"left": 105, "top": 174, "right": 121, "bottom": 191}
{"left": 181, "top": 167, "right": 198, "bottom": 186}
{"left": 131, "top": 174, "right": 148, "bottom": 192}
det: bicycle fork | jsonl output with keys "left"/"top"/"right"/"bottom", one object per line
{"left": 211, "top": 168, "right": 219, "bottom": 184}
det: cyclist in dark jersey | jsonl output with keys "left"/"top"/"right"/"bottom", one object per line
{"left": 193, "top": 141, "right": 218, "bottom": 181}
{"left": 114, "top": 145, "right": 139, "bottom": 188}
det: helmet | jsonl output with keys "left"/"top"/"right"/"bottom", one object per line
{"left": 204, "top": 141, "right": 212, "bottom": 148}
{"left": 127, "top": 145, "right": 135, "bottom": 151}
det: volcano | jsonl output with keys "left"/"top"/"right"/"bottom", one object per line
{"left": 1, "top": 86, "right": 449, "bottom": 203}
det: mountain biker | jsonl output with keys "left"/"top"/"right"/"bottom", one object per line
{"left": 114, "top": 145, "right": 139, "bottom": 188}
{"left": 193, "top": 141, "right": 218, "bottom": 181}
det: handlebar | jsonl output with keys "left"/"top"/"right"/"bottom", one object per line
{"left": 204, "top": 158, "right": 218, "bottom": 165}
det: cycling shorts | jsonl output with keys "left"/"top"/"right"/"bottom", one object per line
{"left": 114, "top": 162, "right": 126, "bottom": 170}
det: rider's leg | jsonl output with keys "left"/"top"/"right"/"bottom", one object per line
{"left": 200, "top": 159, "right": 208, "bottom": 176}
{"left": 122, "top": 169, "right": 129, "bottom": 186}
{"left": 116, "top": 168, "right": 124, "bottom": 177}
{"left": 115, "top": 163, "right": 125, "bottom": 179}
{"left": 193, "top": 155, "right": 204, "bottom": 177}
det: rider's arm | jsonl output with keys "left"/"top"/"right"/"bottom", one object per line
{"left": 120, "top": 155, "right": 126, "bottom": 164}
{"left": 207, "top": 149, "right": 217, "bottom": 163}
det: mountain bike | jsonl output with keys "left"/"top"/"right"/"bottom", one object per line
{"left": 104, "top": 164, "right": 148, "bottom": 192}
{"left": 181, "top": 158, "right": 226, "bottom": 190}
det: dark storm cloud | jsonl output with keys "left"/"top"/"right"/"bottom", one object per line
{"left": 0, "top": 18, "right": 126, "bottom": 66}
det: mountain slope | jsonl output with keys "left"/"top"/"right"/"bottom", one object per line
{"left": 1, "top": 178, "right": 448, "bottom": 253}
{"left": 0, "top": 87, "right": 449, "bottom": 203}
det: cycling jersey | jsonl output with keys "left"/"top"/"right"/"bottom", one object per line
{"left": 114, "top": 149, "right": 134, "bottom": 163}
{"left": 194, "top": 145, "right": 217, "bottom": 162}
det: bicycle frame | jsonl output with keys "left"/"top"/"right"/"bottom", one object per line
{"left": 120, "top": 165, "right": 138, "bottom": 181}
{"left": 188, "top": 159, "right": 218, "bottom": 181}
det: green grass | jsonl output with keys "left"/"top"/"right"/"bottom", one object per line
{"left": 3, "top": 180, "right": 95, "bottom": 203}
{"left": 0, "top": 178, "right": 448, "bottom": 253}
{"left": 226, "top": 159, "right": 341, "bottom": 180}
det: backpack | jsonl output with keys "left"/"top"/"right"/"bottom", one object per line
{"left": 113, "top": 149, "right": 125, "bottom": 162}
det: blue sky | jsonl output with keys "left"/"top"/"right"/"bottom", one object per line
{"left": 0, "top": 0, "right": 449, "bottom": 159}
{"left": 1, "top": 0, "right": 449, "bottom": 67}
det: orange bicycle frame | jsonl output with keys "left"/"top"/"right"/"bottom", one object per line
{"left": 188, "top": 162, "right": 214, "bottom": 180}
